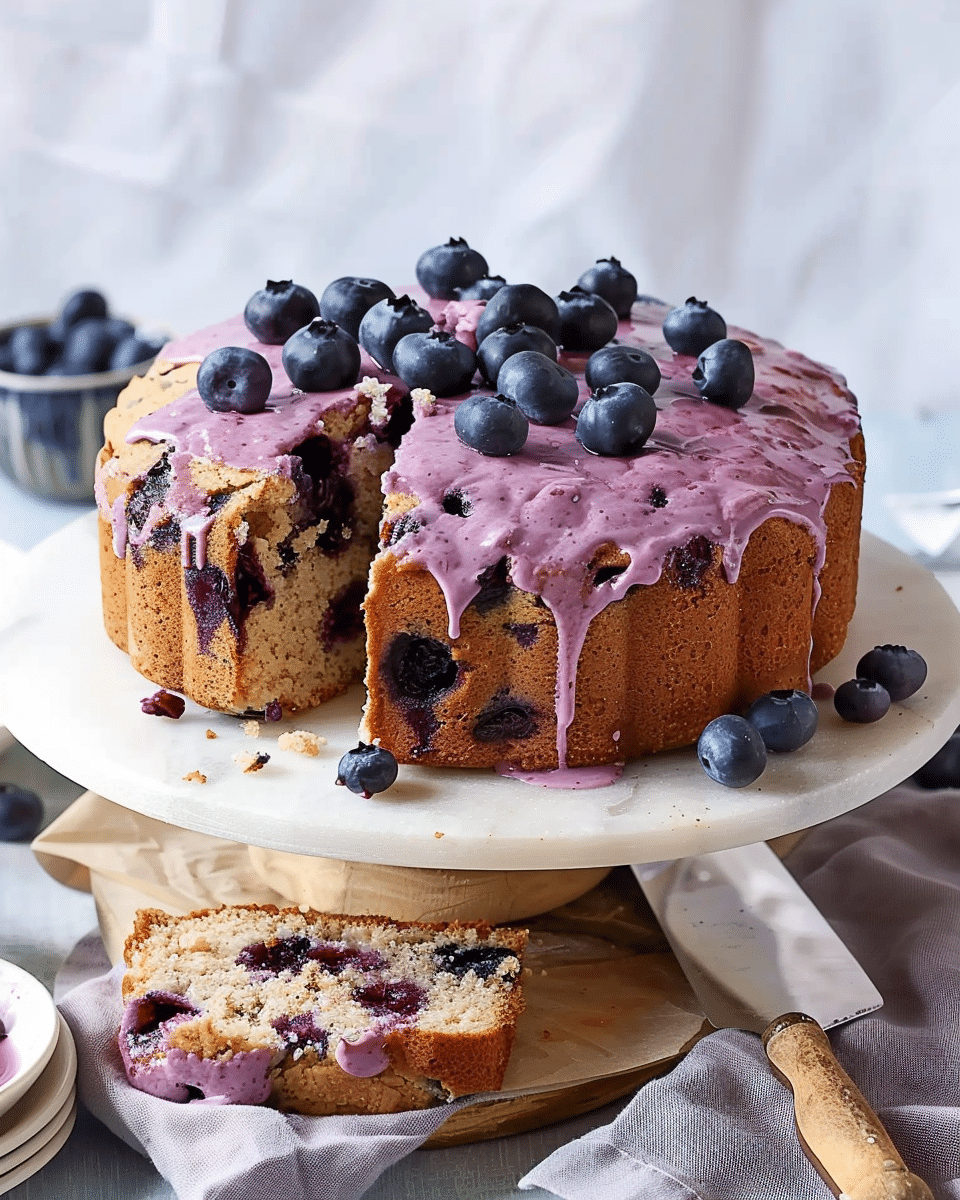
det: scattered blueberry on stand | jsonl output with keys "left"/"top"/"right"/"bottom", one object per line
{"left": 833, "top": 678, "right": 891, "bottom": 724}
{"left": 282, "top": 318, "right": 362, "bottom": 392}
{"left": 0, "top": 783, "right": 44, "bottom": 842}
{"left": 359, "top": 294, "right": 433, "bottom": 372}
{"left": 855, "top": 644, "right": 927, "bottom": 703}
{"left": 585, "top": 344, "right": 661, "bottom": 395}
{"left": 662, "top": 297, "right": 727, "bottom": 357}
{"left": 476, "top": 322, "right": 557, "bottom": 386}
{"left": 697, "top": 715, "right": 767, "bottom": 788}
{"left": 392, "top": 329, "right": 477, "bottom": 396}
{"left": 914, "top": 728, "right": 960, "bottom": 789}
{"left": 415, "top": 238, "right": 489, "bottom": 300}
{"left": 554, "top": 288, "right": 619, "bottom": 352}
{"left": 496, "top": 351, "right": 579, "bottom": 425}
{"left": 576, "top": 257, "right": 638, "bottom": 319}
{"left": 454, "top": 393, "right": 529, "bottom": 456}
{"left": 744, "top": 689, "right": 819, "bottom": 752}
{"left": 319, "top": 277, "right": 395, "bottom": 340}
{"left": 475, "top": 283, "right": 561, "bottom": 345}
{"left": 456, "top": 275, "right": 507, "bottom": 301}
{"left": 575, "top": 382, "right": 657, "bottom": 456}
{"left": 243, "top": 280, "right": 320, "bottom": 344}
{"left": 693, "top": 338, "right": 755, "bottom": 410}
{"left": 196, "top": 346, "right": 273, "bottom": 414}
{"left": 336, "top": 742, "right": 399, "bottom": 798}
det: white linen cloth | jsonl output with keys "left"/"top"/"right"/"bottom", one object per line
{"left": 519, "top": 782, "right": 960, "bottom": 1199}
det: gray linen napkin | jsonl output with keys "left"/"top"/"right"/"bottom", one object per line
{"left": 57, "top": 946, "right": 473, "bottom": 1200}
{"left": 520, "top": 783, "right": 960, "bottom": 1199}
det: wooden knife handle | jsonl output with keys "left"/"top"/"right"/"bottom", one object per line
{"left": 763, "top": 1013, "right": 933, "bottom": 1200}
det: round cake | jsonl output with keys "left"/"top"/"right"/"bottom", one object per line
{"left": 94, "top": 257, "right": 863, "bottom": 773}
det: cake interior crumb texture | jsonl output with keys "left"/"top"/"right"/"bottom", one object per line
{"left": 120, "top": 905, "right": 527, "bottom": 1115}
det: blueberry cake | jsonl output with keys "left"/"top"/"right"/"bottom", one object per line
{"left": 95, "top": 249, "right": 863, "bottom": 771}
{"left": 361, "top": 301, "right": 863, "bottom": 771}
{"left": 120, "top": 905, "right": 527, "bottom": 1113}
{"left": 95, "top": 316, "right": 411, "bottom": 714}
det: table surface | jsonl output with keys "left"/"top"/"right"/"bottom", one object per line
{"left": 2, "top": 480, "right": 958, "bottom": 1199}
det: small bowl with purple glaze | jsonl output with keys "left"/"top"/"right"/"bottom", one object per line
{"left": 0, "top": 958, "right": 60, "bottom": 1119}
{"left": 0, "top": 317, "right": 165, "bottom": 502}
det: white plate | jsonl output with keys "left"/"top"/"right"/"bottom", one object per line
{"left": 0, "top": 962, "right": 59, "bottom": 1121}
{"left": 0, "top": 1016, "right": 76, "bottom": 1158}
{"left": 2, "top": 514, "right": 960, "bottom": 870}
{"left": 0, "top": 1092, "right": 74, "bottom": 1176}
{"left": 0, "top": 1101, "right": 76, "bottom": 1196}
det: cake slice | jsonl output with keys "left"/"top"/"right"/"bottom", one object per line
{"left": 119, "top": 905, "right": 527, "bottom": 1114}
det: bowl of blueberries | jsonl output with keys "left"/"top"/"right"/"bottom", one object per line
{"left": 0, "top": 288, "right": 167, "bottom": 502}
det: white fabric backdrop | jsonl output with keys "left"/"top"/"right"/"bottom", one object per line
{"left": 1, "top": 0, "right": 959, "bottom": 543}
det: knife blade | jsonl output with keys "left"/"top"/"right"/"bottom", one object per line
{"left": 633, "top": 843, "right": 933, "bottom": 1199}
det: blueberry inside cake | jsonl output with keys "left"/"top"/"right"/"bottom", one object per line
{"left": 120, "top": 905, "right": 527, "bottom": 1114}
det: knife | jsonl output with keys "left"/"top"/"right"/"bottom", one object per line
{"left": 633, "top": 843, "right": 933, "bottom": 1200}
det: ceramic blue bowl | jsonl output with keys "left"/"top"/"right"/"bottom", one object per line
{"left": 0, "top": 319, "right": 161, "bottom": 502}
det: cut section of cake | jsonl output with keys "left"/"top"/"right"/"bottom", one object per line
{"left": 120, "top": 905, "right": 527, "bottom": 1114}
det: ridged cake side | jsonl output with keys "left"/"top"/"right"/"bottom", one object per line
{"left": 360, "top": 302, "right": 864, "bottom": 771}
{"left": 95, "top": 318, "right": 409, "bottom": 714}
{"left": 120, "top": 905, "right": 527, "bottom": 1113}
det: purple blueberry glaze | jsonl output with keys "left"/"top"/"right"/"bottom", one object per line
{"left": 335, "top": 1029, "right": 390, "bottom": 1078}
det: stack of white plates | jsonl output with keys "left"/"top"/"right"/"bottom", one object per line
{"left": 0, "top": 960, "right": 77, "bottom": 1195}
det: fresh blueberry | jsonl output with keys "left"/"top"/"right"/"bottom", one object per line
{"left": 359, "top": 294, "right": 433, "bottom": 372}
{"left": 281, "top": 318, "right": 361, "bottom": 391}
{"left": 50, "top": 289, "right": 109, "bottom": 341}
{"left": 319, "top": 277, "right": 395, "bottom": 340}
{"left": 9, "top": 325, "right": 55, "bottom": 375}
{"left": 576, "top": 257, "right": 637, "bottom": 319}
{"left": 244, "top": 280, "right": 321, "bottom": 345}
{"left": 415, "top": 238, "right": 489, "bottom": 300}
{"left": 392, "top": 329, "right": 477, "bottom": 396}
{"left": 914, "top": 732, "right": 960, "bottom": 788}
{"left": 0, "top": 784, "right": 43, "bottom": 842}
{"left": 336, "top": 741, "right": 399, "bottom": 798}
{"left": 662, "top": 297, "right": 727, "bottom": 356}
{"left": 454, "top": 393, "right": 529, "bottom": 456}
{"left": 585, "top": 344, "right": 661, "bottom": 394}
{"left": 475, "top": 284, "right": 561, "bottom": 345}
{"left": 476, "top": 322, "right": 557, "bottom": 386}
{"left": 554, "top": 288, "right": 619, "bottom": 352}
{"left": 60, "top": 317, "right": 122, "bottom": 373}
{"left": 456, "top": 275, "right": 507, "bottom": 301}
{"left": 575, "top": 382, "right": 657, "bottom": 456}
{"left": 855, "top": 645, "right": 927, "bottom": 703}
{"left": 0, "top": 339, "right": 13, "bottom": 372}
{"left": 196, "top": 346, "right": 273, "bottom": 414}
{"left": 693, "top": 339, "right": 755, "bottom": 410}
{"left": 833, "top": 678, "right": 891, "bottom": 723}
{"left": 697, "top": 714, "right": 767, "bottom": 787}
{"left": 111, "top": 333, "right": 166, "bottom": 370}
{"left": 496, "top": 351, "right": 578, "bottom": 425}
{"left": 743, "top": 689, "right": 818, "bottom": 752}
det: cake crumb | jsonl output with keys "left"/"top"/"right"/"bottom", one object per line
{"left": 277, "top": 730, "right": 325, "bottom": 757}
{"left": 242, "top": 720, "right": 260, "bottom": 738}
{"left": 205, "top": 729, "right": 217, "bottom": 740}
{"left": 182, "top": 770, "right": 207, "bottom": 784}
{"left": 434, "top": 831, "right": 444, "bottom": 839}
{"left": 234, "top": 751, "right": 270, "bottom": 773}
{"left": 358, "top": 376, "right": 392, "bottom": 426}
{"left": 411, "top": 387, "right": 437, "bottom": 419}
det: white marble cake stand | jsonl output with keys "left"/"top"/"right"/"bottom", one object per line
{"left": 2, "top": 513, "right": 959, "bottom": 871}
